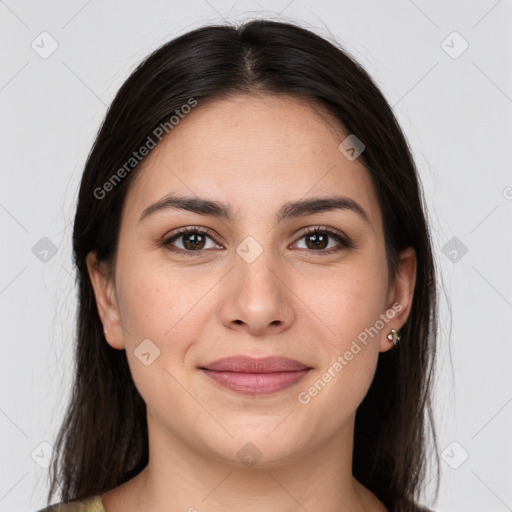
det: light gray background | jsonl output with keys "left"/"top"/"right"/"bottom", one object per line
{"left": 1, "top": 1, "right": 511, "bottom": 511}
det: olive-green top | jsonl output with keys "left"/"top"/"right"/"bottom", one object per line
{"left": 36, "top": 493, "right": 437, "bottom": 512}
{"left": 37, "top": 494, "right": 105, "bottom": 512}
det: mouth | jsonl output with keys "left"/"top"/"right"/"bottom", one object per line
{"left": 198, "top": 356, "right": 312, "bottom": 395}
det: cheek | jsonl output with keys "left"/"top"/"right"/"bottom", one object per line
{"left": 297, "top": 347, "right": 379, "bottom": 438}
{"left": 117, "top": 265, "right": 208, "bottom": 428}
{"left": 295, "top": 278, "right": 383, "bottom": 432}
{"left": 115, "top": 251, "right": 202, "bottom": 339}
{"left": 295, "top": 256, "right": 388, "bottom": 348}
{"left": 114, "top": 254, "right": 220, "bottom": 383}
{"left": 292, "top": 257, "right": 387, "bottom": 409}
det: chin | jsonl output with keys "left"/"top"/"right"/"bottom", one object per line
{"left": 197, "top": 421, "right": 312, "bottom": 469}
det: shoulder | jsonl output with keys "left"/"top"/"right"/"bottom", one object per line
{"left": 36, "top": 494, "right": 105, "bottom": 512}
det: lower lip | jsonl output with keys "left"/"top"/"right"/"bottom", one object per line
{"left": 200, "top": 369, "right": 311, "bottom": 395}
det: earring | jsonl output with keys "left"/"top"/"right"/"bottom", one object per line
{"left": 387, "top": 328, "right": 400, "bottom": 346}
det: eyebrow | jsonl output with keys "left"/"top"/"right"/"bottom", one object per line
{"left": 139, "top": 194, "right": 370, "bottom": 224}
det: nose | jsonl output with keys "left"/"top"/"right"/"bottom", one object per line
{"left": 219, "top": 249, "right": 295, "bottom": 337}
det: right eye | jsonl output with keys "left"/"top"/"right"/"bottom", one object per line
{"left": 162, "top": 227, "right": 224, "bottom": 254}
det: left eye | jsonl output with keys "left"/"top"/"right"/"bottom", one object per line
{"left": 162, "top": 228, "right": 221, "bottom": 252}
{"left": 292, "top": 228, "right": 352, "bottom": 252}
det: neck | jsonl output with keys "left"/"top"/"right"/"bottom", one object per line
{"left": 104, "top": 410, "right": 385, "bottom": 512}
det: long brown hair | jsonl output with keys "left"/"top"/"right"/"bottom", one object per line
{"left": 48, "top": 19, "right": 440, "bottom": 511}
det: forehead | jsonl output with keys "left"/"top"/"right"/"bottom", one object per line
{"left": 124, "top": 93, "right": 382, "bottom": 231}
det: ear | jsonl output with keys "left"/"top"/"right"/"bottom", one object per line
{"left": 379, "top": 246, "right": 417, "bottom": 353}
{"left": 86, "top": 251, "right": 125, "bottom": 350}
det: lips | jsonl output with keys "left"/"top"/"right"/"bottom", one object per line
{"left": 200, "top": 356, "right": 310, "bottom": 373}
{"left": 199, "top": 356, "right": 311, "bottom": 395}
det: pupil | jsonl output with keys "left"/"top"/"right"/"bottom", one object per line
{"left": 184, "top": 233, "right": 204, "bottom": 250}
{"left": 308, "top": 233, "right": 327, "bottom": 250}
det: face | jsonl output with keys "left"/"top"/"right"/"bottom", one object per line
{"left": 88, "top": 93, "right": 416, "bottom": 467}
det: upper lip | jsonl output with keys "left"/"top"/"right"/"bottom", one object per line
{"left": 199, "top": 356, "right": 311, "bottom": 373}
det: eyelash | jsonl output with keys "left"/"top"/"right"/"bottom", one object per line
{"left": 161, "top": 226, "right": 353, "bottom": 256}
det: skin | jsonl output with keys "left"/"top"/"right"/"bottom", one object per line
{"left": 87, "top": 93, "right": 416, "bottom": 512}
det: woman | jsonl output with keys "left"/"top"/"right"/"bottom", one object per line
{"left": 39, "top": 19, "right": 439, "bottom": 512}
